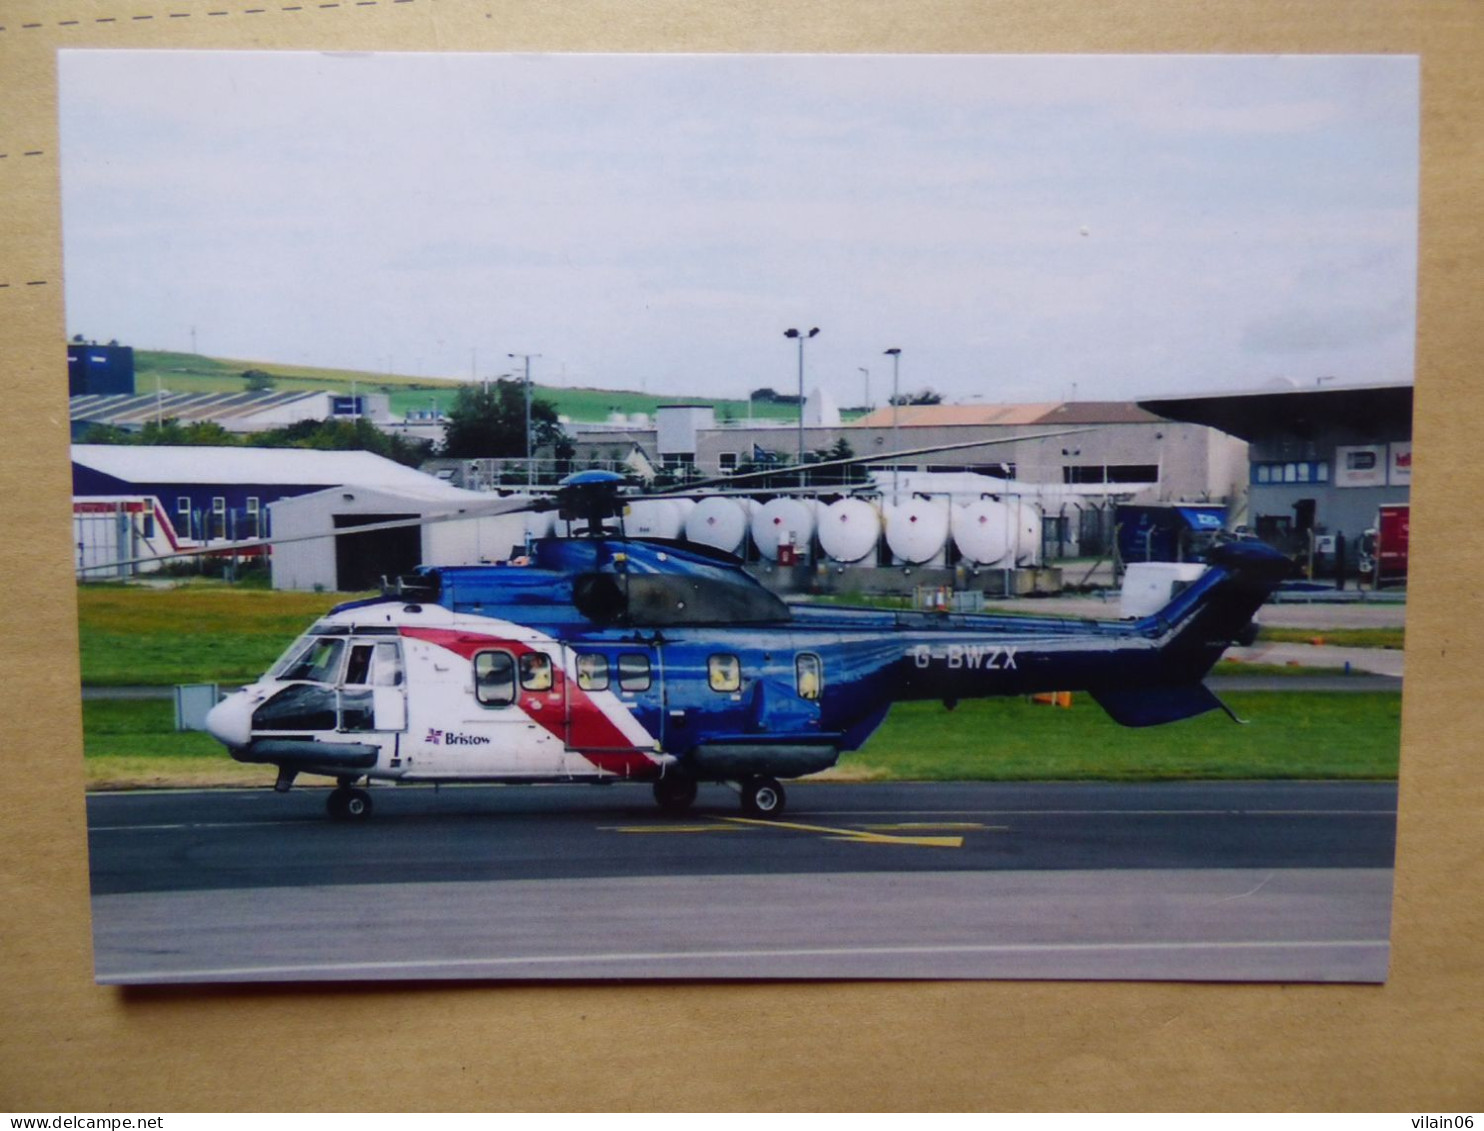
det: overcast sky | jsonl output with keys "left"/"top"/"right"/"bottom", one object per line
{"left": 58, "top": 51, "right": 1418, "bottom": 406}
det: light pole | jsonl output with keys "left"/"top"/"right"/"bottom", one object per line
{"left": 884, "top": 347, "right": 902, "bottom": 499}
{"left": 858, "top": 367, "right": 870, "bottom": 412}
{"left": 508, "top": 352, "right": 541, "bottom": 487}
{"left": 784, "top": 327, "right": 819, "bottom": 472}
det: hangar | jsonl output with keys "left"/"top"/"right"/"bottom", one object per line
{"left": 72, "top": 444, "right": 459, "bottom": 542}
{"left": 1139, "top": 380, "right": 1412, "bottom": 568}
{"left": 268, "top": 482, "right": 529, "bottom": 592}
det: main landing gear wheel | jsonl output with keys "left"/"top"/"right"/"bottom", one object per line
{"left": 327, "top": 786, "right": 373, "bottom": 821}
{"left": 653, "top": 773, "right": 699, "bottom": 815}
{"left": 740, "top": 775, "right": 786, "bottom": 819}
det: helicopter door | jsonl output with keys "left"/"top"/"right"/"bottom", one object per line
{"left": 340, "top": 639, "right": 407, "bottom": 733}
{"left": 564, "top": 646, "right": 664, "bottom": 761}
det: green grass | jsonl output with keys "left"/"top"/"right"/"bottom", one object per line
{"left": 1255, "top": 626, "right": 1405, "bottom": 649}
{"left": 841, "top": 691, "right": 1402, "bottom": 782}
{"left": 81, "top": 689, "right": 1401, "bottom": 789}
{"left": 77, "top": 583, "right": 357, "bottom": 686}
{"left": 133, "top": 350, "right": 773, "bottom": 425}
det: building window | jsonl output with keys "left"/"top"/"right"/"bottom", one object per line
{"left": 176, "top": 496, "right": 190, "bottom": 516}
{"left": 718, "top": 452, "right": 739, "bottom": 475}
{"left": 1063, "top": 464, "right": 1159, "bottom": 485}
{"left": 474, "top": 651, "right": 517, "bottom": 707}
{"left": 1252, "top": 460, "right": 1329, "bottom": 486}
{"left": 212, "top": 496, "right": 226, "bottom": 514}
{"left": 708, "top": 653, "right": 741, "bottom": 693}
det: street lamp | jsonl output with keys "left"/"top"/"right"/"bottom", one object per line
{"left": 784, "top": 327, "right": 819, "bottom": 472}
{"left": 508, "top": 352, "right": 541, "bottom": 487}
{"left": 858, "top": 367, "right": 870, "bottom": 412}
{"left": 884, "top": 347, "right": 902, "bottom": 498}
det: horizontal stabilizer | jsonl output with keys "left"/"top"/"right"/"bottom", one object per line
{"left": 1089, "top": 682, "right": 1225, "bottom": 728}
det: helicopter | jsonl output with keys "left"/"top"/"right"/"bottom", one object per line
{"left": 201, "top": 464, "right": 1294, "bottom": 821}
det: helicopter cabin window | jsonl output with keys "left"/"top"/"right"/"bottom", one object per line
{"left": 708, "top": 653, "right": 742, "bottom": 693}
{"left": 520, "top": 652, "right": 553, "bottom": 692}
{"left": 618, "top": 653, "right": 651, "bottom": 692}
{"left": 473, "top": 650, "right": 517, "bottom": 707}
{"left": 575, "top": 653, "right": 609, "bottom": 692}
{"left": 796, "top": 653, "right": 823, "bottom": 700}
{"left": 342, "top": 640, "right": 404, "bottom": 688}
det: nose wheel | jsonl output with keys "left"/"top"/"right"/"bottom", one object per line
{"left": 327, "top": 786, "right": 373, "bottom": 821}
{"left": 740, "top": 775, "right": 786, "bottom": 818}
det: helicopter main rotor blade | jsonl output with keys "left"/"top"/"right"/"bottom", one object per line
{"left": 645, "top": 426, "right": 1094, "bottom": 495}
{"left": 85, "top": 494, "right": 543, "bottom": 572}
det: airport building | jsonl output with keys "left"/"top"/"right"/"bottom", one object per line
{"left": 1139, "top": 380, "right": 1413, "bottom": 565}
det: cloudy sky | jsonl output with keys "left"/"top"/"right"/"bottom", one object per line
{"left": 59, "top": 51, "right": 1417, "bottom": 405}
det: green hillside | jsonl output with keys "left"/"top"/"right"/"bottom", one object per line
{"left": 133, "top": 350, "right": 782, "bottom": 424}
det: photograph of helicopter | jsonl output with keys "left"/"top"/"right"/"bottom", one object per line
{"left": 197, "top": 463, "right": 1288, "bottom": 813}
{"left": 63, "top": 50, "right": 1410, "bottom": 983}
{"left": 203, "top": 467, "right": 1293, "bottom": 822}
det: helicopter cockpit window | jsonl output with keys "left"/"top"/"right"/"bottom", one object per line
{"left": 708, "top": 653, "right": 742, "bottom": 693}
{"left": 796, "top": 653, "right": 823, "bottom": 701}
{"left": 343, "top": 643, "right": 375, "bottom": 686}
{"left": 278, "top": 637, "right": 346, "bottom": 685}
{"left": 473, "top": 650, "right": 517, "bottom": 707}
{"left": 618, "top": 653, "right": 651, "bottom": 692}
{"left": 575, "top": 653, "right": 609, "bottom": 692}
{"left": 520, "top": 652, "right": 553, "bottom": 692}
{"left": 372, "top": 641, "right": 404, "bottom": 687}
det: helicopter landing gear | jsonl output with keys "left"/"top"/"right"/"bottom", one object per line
{"left": 652, "top": 772, "right": 698, "bottom": 815}
{"left": 327, "top": 785, "right": 373, "bottom": 821}
{"left": 740, "top": 775, "right": 786, "bottom": 819}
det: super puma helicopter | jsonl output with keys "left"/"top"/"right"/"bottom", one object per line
{"left": 200, "top": 454, "right": 1292, "bottom": 821}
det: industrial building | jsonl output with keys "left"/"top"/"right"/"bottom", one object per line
{"left": 68, "top": 342, "right": 135, "bottom": 397}
{"left": 267, "top": 482, "right": 529, "bottom": 592}
{"left": 1140, "top": 380, "right": 1412, "bottom": 570}
{"left": 70, "top": 444, "right": 470, "bottom": 582}
{"left": 69, "top": 389, "right": 392, "bottom": 439}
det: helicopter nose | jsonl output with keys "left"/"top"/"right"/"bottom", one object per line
{"left": 205, "top": 691, "right": 254, "bottom": 749}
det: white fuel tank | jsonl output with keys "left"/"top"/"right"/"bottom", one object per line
{"left": 818, "top": 497, "right": 882, "bottom": 563}
{"left": 951, "top": 498, "right": 1013, "bottom": 566}
{"left": 623, "top": 498, "right": 686, "bottom": 541}
{"left": 684, "top": 496, "right": 751, "bottom": 554}
{"left": 751, "top": 497, "right": 817, "bottom": 561}
{"left": 884, "top": 497, "right": 951, "bottom": 564}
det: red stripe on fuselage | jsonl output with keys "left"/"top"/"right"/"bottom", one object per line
{"left": 399, "top": 626, "right": 658, "bottom": 776}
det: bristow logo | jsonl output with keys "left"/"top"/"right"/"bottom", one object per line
{"left": 425, "top": 728, "right": 491, "bottom": 747}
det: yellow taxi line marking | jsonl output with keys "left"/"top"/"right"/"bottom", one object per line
{"left": 602, "top": 825, "right": 745, "bottom": 834}
{"left": 720, "top": 816, "right": 963, "bottom": 848}
{"left": 860, "top": 822, "right": 1001, "bottom": 832}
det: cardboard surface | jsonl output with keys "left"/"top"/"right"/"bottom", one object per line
{"left": 2, "top": 0, "right": 1480, "bottom": 1111}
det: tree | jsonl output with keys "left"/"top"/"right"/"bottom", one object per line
{"left": 242, "top": 368, "right": 276, "bottom": 392}
{"left": 249, "top": 417, "right": 433, "bottom": 468}
{"left": 439, "top": 379, "right": 566, "bottom": 465}
{"left": 890, "top": 388, "right": 943, "bottom": 406}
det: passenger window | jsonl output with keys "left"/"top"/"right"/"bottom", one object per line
{"left": 520, "top": 652, "right": 554, "bottom": 691}
{"left": 474, "top": 650, "right": 517, "bottom": 707}
{"left": 796, "top": 653, "right": 823, "bottom": 701}
{"left": 708, "top": 653, "right": 741, "bottom": 692}
{"left": 618, "top": 653, "right": 651, "bottom": 692}
{"left": 576, "top": 653, "right": 609, "bottom": 691}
